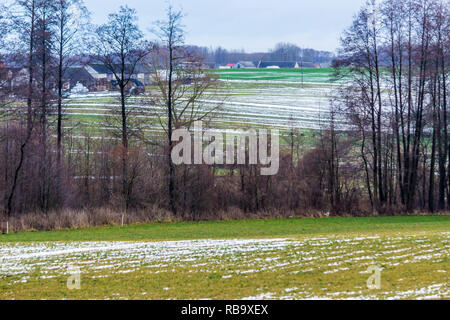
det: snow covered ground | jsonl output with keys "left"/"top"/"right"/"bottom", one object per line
{"left": 1, "top": 232, "right": 448, "bottom": 300}
{"left": 61, "top": 81, "right": 342, "bottom": 131}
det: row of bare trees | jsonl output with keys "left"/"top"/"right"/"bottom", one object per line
{"left": 336, "top": 0, "right": 449, "bottom": 214}
{"left": 0, "top": 2, "right": 227, "bottom": 225}
{"left": 0, "top": 0, "right": 89, "bottom": 219}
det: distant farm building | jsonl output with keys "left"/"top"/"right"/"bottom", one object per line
{"left": 0, "top": 64, "right": 28, "bottom": 90}
{"left": 257, "top": 61, "right": 321, "bottom": 69}
{"left": 234, "top": 61, "right": 257, "bottom": 69}
{"left": 63, "top": 66, "right": 97, "bottom": 91}
{"left": 299, "top": 62, "right": 322, "bottom": 68}
{"left": 219, "top": 63, "right": 236, "bottom": 69}
{"left": 258, "top": 61, "right": 299, "bottom": 69}
{"left": 64, "top": 64, "right": 153, "bottom": 92}
{"left": 87, "top": 64, "right": 152, "bottom": 85}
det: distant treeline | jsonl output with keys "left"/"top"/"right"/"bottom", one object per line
{"left": 187, "top": 43, "right": 335, "bottom": 66}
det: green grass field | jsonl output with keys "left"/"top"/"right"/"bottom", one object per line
{"left": 1, "top": 216, "right": 448, "bottom": 300}
{"left": 0, "top": 216, "right": 448, "bottom": 242}
{"left": 217, "top": 68, "right": 337, "bottom": 83}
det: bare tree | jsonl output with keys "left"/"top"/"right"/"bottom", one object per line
{"left": 0, "top": 5, "right": 8, "bottom": 92}
{"left": 93, "top": 6, "right": 148, "bottom": 209}
{"left": 151, "top": 5, "right": 223, "bottom": 214}
{"left": 432, "top": 0, "right": 449, "bottom": 210}
{"left": 4, "top": 0, "right": 40, "bottom": 218}
{"left": 3, "top": 0, "right": 61, "bottom": 215}
{"left": 0, "top": 4, "right": 6, "bottom": 46}
{"left": 337, "top": 1, "right": 386, "bottom": 212}
{"left": 34, "top": 0, "right": 58, "bottom": 212}
{"left": 337, "top": 0, "right": 449, "bottom": 213}
{"left": 152, "top": 6, "right": 185, "bottom": 215}
{"left": 54, "top": 0, "right": 90, "bottom": 186}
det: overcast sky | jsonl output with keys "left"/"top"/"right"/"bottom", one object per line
{"left": 86, "top": 0, "right": 366, "bottom": 53}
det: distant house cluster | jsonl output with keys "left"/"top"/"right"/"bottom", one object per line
{"left": 1, "top": 58, "right": 329, "bottom": 95}
{"left": 0, "top": 62, "right": 154, "bottom": 93}
{"left": 0, "top": 62, "right": 29, "bottom": 91}
{"left": 64, "top": 64, "right": 153, "bottom": 92}
{"left": 219, "top": 61, "right": 324, "bottom": 69}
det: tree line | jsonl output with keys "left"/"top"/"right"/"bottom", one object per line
{"left": 210, "top": 44, "right": 334, "bottom": 66}
{"left": 334, "top": 0, "right": 449, "bottom": 214}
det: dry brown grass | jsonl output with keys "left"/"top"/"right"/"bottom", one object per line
{"left": 1, "top": 206, "right": 175, "bottom": 233}
{"left": 0, "top": 206, "right": 328, "bottom": 233}
{"left": 2, "top": 206, "right": 446, "bottom": 234}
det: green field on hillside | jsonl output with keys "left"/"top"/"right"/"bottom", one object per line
{"left": 0, "top": 69, "right": 338, "bottom": 139}
{"left": 217, "top": 68, "right": 336, "bottom": 83}
{"left": 49, "top": 69, "right": 338, "bottom": 139}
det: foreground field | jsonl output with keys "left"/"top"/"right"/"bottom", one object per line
{"left": 0, "top": 217, "right": 448, "bottom": 300}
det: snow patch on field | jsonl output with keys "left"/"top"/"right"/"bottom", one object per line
{"left": 0, "top": 233, "right": 448, "bottom": 300}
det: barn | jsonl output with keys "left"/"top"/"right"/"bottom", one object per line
{"left": 258, "top": 61, "right": 300, "bottom": 68}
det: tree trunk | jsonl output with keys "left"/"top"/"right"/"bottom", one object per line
{"left": 429, "top": 106, "right": 437, "bottom": 213}
{"left": 168, "top": 39, "right": 176, "bottom": 214}
{"left": 120, "top": 82, "right": 128, "bottom": 210}
{"left": 56, "top": 18, "right": 64, "bottom": 206}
